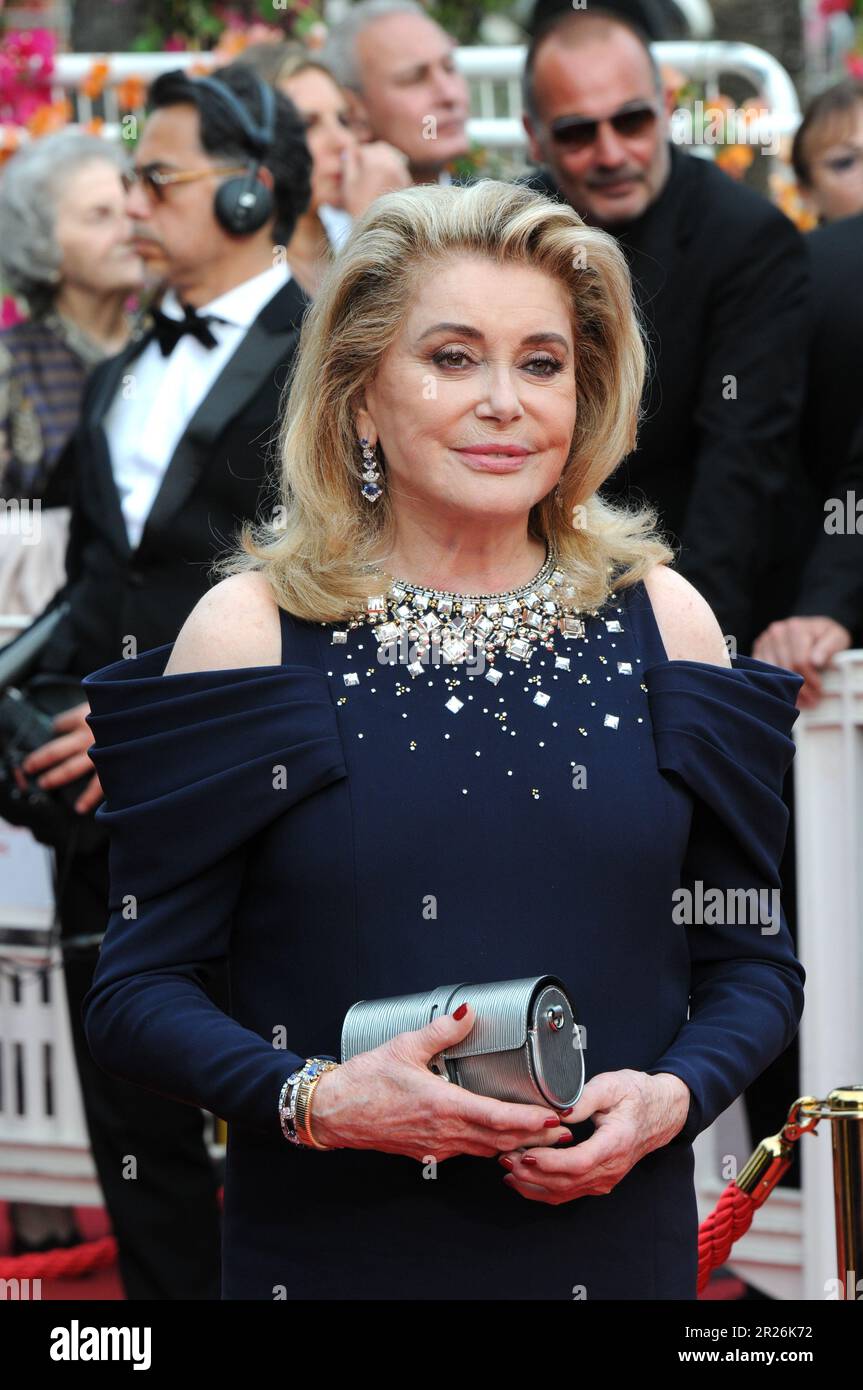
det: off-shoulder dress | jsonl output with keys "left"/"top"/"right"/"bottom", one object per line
{"left": 80, "top": 575, "right": 805, "bottom": 1300}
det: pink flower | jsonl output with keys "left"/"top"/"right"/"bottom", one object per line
{"left": 819, "top": 0, "right": 853, "bottom": 14}
{"left": 1, "top": 296, "right": 27, "bottom": 330}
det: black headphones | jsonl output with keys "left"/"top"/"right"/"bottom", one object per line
{"left": 193, "top": 70, "right": 276, "bottom": 235}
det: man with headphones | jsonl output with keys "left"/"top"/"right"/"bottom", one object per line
{"left": 18, "top": 62, "right": 313, "bottom": 1299}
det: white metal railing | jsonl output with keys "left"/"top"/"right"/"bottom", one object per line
{"left": 33, "top": 40, "right": 801, "bottom": 160}
{"left": 791, "top": 650, "right": 863, "bottom": 1301}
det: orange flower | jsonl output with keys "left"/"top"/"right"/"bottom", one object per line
{"left": 85, "top": 117, "right": 105, "bottom": 135}
{"left": 0, "top": 126, "right": 23, "bottom": 167}
{"left": 769, "top": 173, "right": 819, "bottom": 232}
{"left": 26, "top": 98, "right": 73, "bottom": 137}
{"left": 213, "top": 32, "right": 248, "bottom": 59}
{"left": 82, "top": 60, "right": 110, "bottom": 101}
{"left": 716, "top": 144, "right": 755, "bottom": 178}
{"left": 116, "top": 77, "right": 147, "bottom": 111}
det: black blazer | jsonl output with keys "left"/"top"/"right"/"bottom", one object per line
{"left": 785, "top": 212, "right": 863, "bottom": 642}
{"left": 33, "top": 275, "right": 311, "bottom": 680}
{"left": 521, "top": 146, "right": 810, "bottom": 651}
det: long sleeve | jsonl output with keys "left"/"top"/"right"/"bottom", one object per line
{"left": 80, "top": 641, "right": 347, "bottom": 1136}
{"left": 642, "top": 655, "right": 806, "bottom": 1145}
{"left": 676, "top": 209, "right": 809, "bottom": 644}
{"left": 792, "top": 411, "right": 863, "bottom": 643}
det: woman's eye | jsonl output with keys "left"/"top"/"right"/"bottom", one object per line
{"left": 432, "top": 349, "right": 473, "bottom": 368}
{"left": 524, "top": 356, "right": 564, "bottom": 376}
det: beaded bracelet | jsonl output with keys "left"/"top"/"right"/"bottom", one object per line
{"left": 279, "top": 1058, "right": 340, "bottom": 1148}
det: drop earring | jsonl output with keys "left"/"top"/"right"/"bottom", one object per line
{"left": 359, "top": 436, "right": 383, "bottom": 502}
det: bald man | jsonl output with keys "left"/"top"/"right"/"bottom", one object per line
{"left": 321, "top": 0, "right": 471, "bottom": 186}
{"left": 520, "top": 8, "right": 809, "bottom": 654}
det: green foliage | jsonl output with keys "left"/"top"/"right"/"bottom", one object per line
{"left": 427, "top": 0, "right": 524, "bottom": 46}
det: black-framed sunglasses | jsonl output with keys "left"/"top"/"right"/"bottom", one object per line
{"left": 549, "top": 103, "right": 659, "bottom": 149}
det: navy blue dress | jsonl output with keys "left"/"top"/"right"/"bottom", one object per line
{"left": 80, "top": 575, "right": 806, "bottom": 1300}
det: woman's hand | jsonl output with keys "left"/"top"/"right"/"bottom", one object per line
{"left": 497, "top": 1070, "right": 691, "bottom": 1205}
{"left": 309, "top": 1002, "right": 573, "bottom": 1161}
{"left": 339, "top": 139, "right": 412, "bottom": 219}
{"left": 16, "top": 700, "right": 104, "bottom": 813}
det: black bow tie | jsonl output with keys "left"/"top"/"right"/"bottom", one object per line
{"left": 150, "top": 302, "right": 222, "bottom": 356}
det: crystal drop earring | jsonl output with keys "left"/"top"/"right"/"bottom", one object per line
{"left": 359, "top": 437, "right": 383, "bottom": 502}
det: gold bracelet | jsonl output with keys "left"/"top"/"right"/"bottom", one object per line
{"left": 295, "top": 1060, "right": 340, "bottom": 1149}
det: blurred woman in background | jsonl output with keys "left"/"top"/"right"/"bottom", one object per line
{"left": 0, "top": 130, "right": 144, "bottom": 502}
{"left": 792, "top": 78, "right": 863, "bottom": 225}
{"left": 241, "top": 41, "right": 410, "bottom": 295}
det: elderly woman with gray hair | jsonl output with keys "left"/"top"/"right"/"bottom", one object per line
{"left": 0, "top": 129, "right": 144, "bottom": 501}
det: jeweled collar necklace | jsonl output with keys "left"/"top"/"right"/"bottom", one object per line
{"left": 335, "top": 545, "right": 597, "bottom": 668}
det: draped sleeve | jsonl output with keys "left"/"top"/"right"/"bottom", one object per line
{"left": 79, "top": 642, "right": 347, "bottom": 1136}
{"left": 641, "top": 654, "right": 807, "bottom": 1144}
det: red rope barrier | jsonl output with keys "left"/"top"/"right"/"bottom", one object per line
{"left": 696, "top": 1181, "right": 759, "bottom": 1294}
{"left": 0, "top": 1235, "right": 117, "bottom": 1281}
{"left": 0, "top": 1184, "right": 225, "bottom": 1282}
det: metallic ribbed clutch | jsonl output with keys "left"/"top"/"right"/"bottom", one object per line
{"left": 341, "top": 974, "right": 584, "bottom": 1110}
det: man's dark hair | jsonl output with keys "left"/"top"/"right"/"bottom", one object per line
{"left": 527, "top": 0, "right": 678, "bottom": 40}
{"left": 146, "top": 61, "right": 312, "bottom": 245}
{"left": 523, "top": 6, "right": 663, "bottom": 126}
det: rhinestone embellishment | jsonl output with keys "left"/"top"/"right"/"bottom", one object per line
{"left": 356, "top": 546, "right": 589, "bottom": 671}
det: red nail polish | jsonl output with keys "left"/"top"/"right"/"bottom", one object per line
{"left": 560, "top": 1106, "right": 573, "bottom": 1115}
{"left": 522, "top": 1155, "right": 537, "bottom": 1166}
{"left": 556, "top": 1132, "right": 575, "bottom": 1145}
{"left": 451, "top": 1001, "right": 468, "bottom": 1020}
{"left": 543, "top": 1117, "right": 560, "bottom": 1128}
{"left": 499, "top": 1155, "right": 514, "bottom": 1170}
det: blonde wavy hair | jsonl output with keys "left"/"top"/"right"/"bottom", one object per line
{"left": 213, "top": 178, "right": 673, "bottom": 619}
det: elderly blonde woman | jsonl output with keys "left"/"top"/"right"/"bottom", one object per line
{"left": 79, "top": 180, "right": 805, "bottom": 1301}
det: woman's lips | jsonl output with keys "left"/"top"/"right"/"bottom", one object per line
{"left": 454, "top": 448, "right": 531, "bottom": 473}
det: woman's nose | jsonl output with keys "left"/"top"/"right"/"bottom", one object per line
{"left": 476, "top": 368, "right": 525, "bottom": 419}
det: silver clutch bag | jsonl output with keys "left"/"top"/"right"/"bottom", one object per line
{"left": 341, "top": 974, "right": 585, "bottom": 1110}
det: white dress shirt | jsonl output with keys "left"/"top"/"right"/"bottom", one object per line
{"left": 318, "top": 203, "right": 353, "bottom": 251}
{"left": 104, "top": 262, "right": 292, "bottom": 551}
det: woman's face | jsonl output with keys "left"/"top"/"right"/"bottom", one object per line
{"left": 359, "top": 255, "right": 577, "bottom": 528}
{"left": 53, "top": 159, "right": 144, "bottom": 296}
{"left": 805, "top": 103, "right": 863, "bottom": 222}
{"left": 279, "top": 67, "right": 356, "bottom": 213}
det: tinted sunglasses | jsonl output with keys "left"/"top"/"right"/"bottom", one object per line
{"left": 121, "top": 162, "right": 249, "bottom": 202}
{"left": 549, "top": 103, "right": 658, "bottom": 149}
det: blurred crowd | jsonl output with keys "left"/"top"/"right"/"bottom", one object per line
{"left": 0, "top": 0, "right": 860, "bottom": 1292}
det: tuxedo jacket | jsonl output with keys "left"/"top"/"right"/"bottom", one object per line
{"left": 520, "top": 146, "right": 810, "bottom": 651}
{"left": 784, "top": 211, "right": 863, "bottom": 643}
{"left": 32, "top": 275, "right": 311, "bottom": 681}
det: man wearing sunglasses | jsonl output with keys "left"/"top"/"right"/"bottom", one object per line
{"left": 15, "top": 62, "right": 313, "bottom": 1301}
{"left": 519, "top": 7, "right": 809, "bottom": 660}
